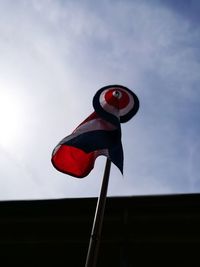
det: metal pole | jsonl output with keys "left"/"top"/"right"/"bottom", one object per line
{"left": 85, "top": 158, "right": 111, "bottom": 267}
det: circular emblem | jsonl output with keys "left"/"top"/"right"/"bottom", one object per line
{"left": 93, "top": 85, "right": 139, "bottom": 124}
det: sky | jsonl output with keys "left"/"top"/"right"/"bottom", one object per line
{"left": 0, "top": 0, "right": 200, "bottom": 200}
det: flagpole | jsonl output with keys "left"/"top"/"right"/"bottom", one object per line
{"left": 85, "top": 158, "right": 111, "bottom": 267}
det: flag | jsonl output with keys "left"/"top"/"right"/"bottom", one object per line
{"left": 51, "top": 111, "right": 123, "bottom": 178}
{"left": 51, "top": 85, "right": 139, "bottom": 178}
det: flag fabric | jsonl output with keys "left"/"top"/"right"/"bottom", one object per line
{"left": 51, "top": 85, "right": 139, "bottom": 178}
{"left": 51, "top": 112, "right": 123, "bottom": 178}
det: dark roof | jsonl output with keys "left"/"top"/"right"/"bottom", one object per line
{"left": 0, "top": 193, "right": 200, "bottom": 266}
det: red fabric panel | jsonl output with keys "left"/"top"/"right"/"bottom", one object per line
{"left": 51, "top": 145, "right": 96, "bottom": 178}
{"left": 105, "top": 89, "right": 130, "bottom": 109}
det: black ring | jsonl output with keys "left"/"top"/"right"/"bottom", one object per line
{"left": 93, "top": 84, "right": 139, "bottom": 124}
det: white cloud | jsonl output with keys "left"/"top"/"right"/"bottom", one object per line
{"left": 0, "top": 0, "right": 199, "bottom": 199}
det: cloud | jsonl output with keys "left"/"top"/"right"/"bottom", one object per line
{"left": 0, "top": 0, "right": 199, "bottom": 199}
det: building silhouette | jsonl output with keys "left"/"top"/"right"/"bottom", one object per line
{"left": 0, "top": 194, "right": 200, "bottom": 266}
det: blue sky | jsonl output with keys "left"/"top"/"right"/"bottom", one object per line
{"left": 0, "top": 0, "right": 199, "bottom": 199}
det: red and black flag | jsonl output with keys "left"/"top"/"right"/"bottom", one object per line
{"left": 51, "top": 85, "right": 139, "bottom": 178}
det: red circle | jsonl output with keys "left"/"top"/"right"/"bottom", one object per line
{"left": 104, "top": 89, "right": 130, "bottom": 109}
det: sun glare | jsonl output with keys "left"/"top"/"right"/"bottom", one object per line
{"left": 0, "top": 91, "right": 24, "bottom": 148}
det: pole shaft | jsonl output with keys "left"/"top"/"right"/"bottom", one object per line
{"left": 85, "top": 158, "right": 111, "bottom": 267}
